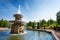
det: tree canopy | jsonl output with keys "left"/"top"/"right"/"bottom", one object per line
{"left": 40, "top": 19, "right": 46, "bottom": 27}
{"left": 56, "top": 11, "right": 60, "bottom": 25}
{"left": 0, "top": 19, "right": 9, "bottom": 28}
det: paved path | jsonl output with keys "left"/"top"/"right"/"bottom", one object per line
{"left": 54, "top": 31, "right": 60, "bottom": 40}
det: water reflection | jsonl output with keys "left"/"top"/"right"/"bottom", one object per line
{"left": 9, "top": 35, "right": 25, "bottom": 40}
{"left": 37, "top": 31, "right": 40, "bottom": 37}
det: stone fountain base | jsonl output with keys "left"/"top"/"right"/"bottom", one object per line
{"left": 10, "top": 31, "right": 27, "bottom": 35}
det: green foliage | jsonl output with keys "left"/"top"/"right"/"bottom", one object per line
{"left": 0, "top": 19, "right": 9, "bottom": 28}
{"left": 43, "top": 24, "right": 47, "bottom": 27}
{"left": 26, "top": 21, "right": 36, "bottom": 29}
{"left": 47, "top": 19, "right": 55, "bottom": 26}
{"left": 52, "top": 22, "right": 57, "bottom": 26}
{"left": 32, "top": 22, "right": 35, "bottom": 29}
{"left": 40, "top": 19, "right": 46, "bottom": 27}
{"left": 37, "top": 22, "right": 40, "bottom": 29}
{"left": 26, "top": 21, "right": 33, "bottom": 27}
{"left": 26, "top": 17, "right": 58, "bottom": 29}
{"left": 56, "top": 11, "right": 60, "bottom": 25}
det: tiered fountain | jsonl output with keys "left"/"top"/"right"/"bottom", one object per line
{"left": 11, "top": 5, "right": 26, "bottom": 35}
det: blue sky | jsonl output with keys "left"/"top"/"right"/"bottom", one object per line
{"left": 0, "top": 0, "right": 60, "bottom": 22}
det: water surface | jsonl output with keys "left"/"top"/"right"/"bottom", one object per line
{"left": 0, "top": 30, "right": 55, "bottom": 40}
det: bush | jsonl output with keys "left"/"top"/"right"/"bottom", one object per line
{"left": 55, "top": 25, "right": 60, "bottom": 31}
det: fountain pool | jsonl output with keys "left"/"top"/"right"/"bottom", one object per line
{"left": 0, "top": 30, "right": 55, "bottom": 40}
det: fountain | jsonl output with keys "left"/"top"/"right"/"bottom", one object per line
{"left": 11, "top": 5, "right": 26, "bottom": 35}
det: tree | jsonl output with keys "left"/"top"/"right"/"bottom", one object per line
{"left": 26, "top": 21, "right": 37, "bottom": 29}
{"left": 32, "top": 23, "right": 35, "bottom": 29}
{"left": 26, "top": 21, "right": 33, "bottom": 27}
{"left": 32, "top": 21, "right": 36, "bottom": 29}
{"left": 56, "top": 11, "right": 60, "bottom": 25}
{"left": 37, "top": 22, "right": 40, "bottom": 29}
{"left": 40, "top": 19, "right": 46, "bottom": 27}
{"left": 0, "top": 19, "right": 4, "bottom": 27}
{"left": 47, "top": 19, "right": 55, "bottom": 26}
{"left": 0, "top": 19, "right": 9, "bottom": 27}
{"left": 3, "top": 20, "right": 9, "bottom": 27}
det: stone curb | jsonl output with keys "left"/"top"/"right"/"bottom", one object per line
{"left": 51, "top": 31, "right": 60, "bottom": 40}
